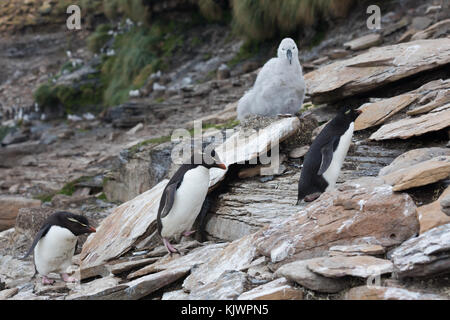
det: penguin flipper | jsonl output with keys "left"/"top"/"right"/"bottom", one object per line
{"left": 159, "top": 183, "right": 178, "bottom": 220}
{"left": 317, "top": 137, "right": 338, "bottom": 176}
{"left": 22, "top": 224, "right": 51, "bottom": 259}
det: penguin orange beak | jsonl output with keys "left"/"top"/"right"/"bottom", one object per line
{"left": 88, "top": 226, "right": 96, "bottom": 233}
{"left": 356, "top": 109, "right": 363, "bottom": 115}
{"left": 216, "top": 163, "right": 227, "bottom": 170}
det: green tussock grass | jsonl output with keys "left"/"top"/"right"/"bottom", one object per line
{"left": 97, "top": 192, "right": 108, "bottom": 201}
{"left": 100, "top": 21, "right": 184, "bottom": 106}
{"left": 103, "top": 0, "right": 151, "bottom": 25}
{"left": 87, "top": 24, "right": 113, "bottom": 53}
{"left": 58, "top": 176, "right": 92, "bottom": 196}
{"left": 0, "top": 126, "right": 14, "bottom": 142}
{"left": 198, "top": 0, "right": 226, "bottom": 22}
{"left": 34, "top": 193, "right": 54, "bottom": 203}
{"left": 34, "top": 80, "right": 103, "bottom": 115}
{"left": 202, "top": 119, "right": 240, "bottom": 130}
{"left": 231, "top": 0, "right": 355, "bottom": 41}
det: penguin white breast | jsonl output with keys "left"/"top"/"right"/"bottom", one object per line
{"left": 161, "top": 166, "right": 210, "bottom": 239}
{"left": 34, "top": 226, "right": 77, "bottom": 275}
{"left": 322, "top": 122, "right": 354, "bottom": 191}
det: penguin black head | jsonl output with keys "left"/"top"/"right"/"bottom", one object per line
{"left": 338, "top": 107, "right": 362, "bottom": 123}
{"left": 188, "top": 149, "right": 227, "bottom": 170}
{"left": 49, "top": 212, "right": 96, "bottom": 236}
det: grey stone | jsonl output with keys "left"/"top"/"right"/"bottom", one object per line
{"left": 188, "top": 271, "right": 248, "bottom": 300}
{"left": 276, "top": 258, "right": 349, "bottom": 293}
{"left": 390, "top": 224, "right": 450, "bottom": 278}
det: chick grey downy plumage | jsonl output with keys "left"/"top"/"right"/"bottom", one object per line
{"left": 237, "top": 38, "right": 305, "bottom": 121}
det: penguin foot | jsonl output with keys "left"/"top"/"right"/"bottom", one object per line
{"left": 304, "top": 192, "right": 322, "bottom": 202}
{"left": 42, "top": 276, "right": 55, "bottom": 285}
{"left": 182, "top": 230, "right": 196, "bottom": 237}
{"left": 163, "top": 238, "right": 181, "bottom": 255}
{"left": 61, "top": 273, "right": 77, "bottom": 283}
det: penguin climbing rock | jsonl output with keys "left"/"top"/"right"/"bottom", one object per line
{"left": 297, "top": 108, "right": 362, "bottom": 204}
{"left": 157, "top": 151, "right": 226, "bottom": 254}
{"left": 237, "top": 38, "right": 305, "bottom": 120}
{"left": 23, "top": 211, "right": 96, "bottom": 285}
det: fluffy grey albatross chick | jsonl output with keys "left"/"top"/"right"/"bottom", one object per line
{"left": 237, "top": 38, "right": 306, "bottom": 121}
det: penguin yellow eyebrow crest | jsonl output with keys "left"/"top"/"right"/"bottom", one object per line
{"left": 67, "top": 217, "right": 86, "bottom": 226}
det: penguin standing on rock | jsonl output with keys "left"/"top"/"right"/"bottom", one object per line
{"left": 23, "top": 211, "right": 96, "bottom": 285}
{"left": 157, "top": 150, "right": 226, "bottom": 254}
{"left": 297, "top": 107, "right": 362, "bottom": 204}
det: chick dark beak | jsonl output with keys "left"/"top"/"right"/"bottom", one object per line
{"left": 88, "top": 226, "right": 96, "bottom": 233}
{"left": 216, "top": 163, "right": 227, "bottom": 170}
{"left": 287, "top": 49, "right": 292, "bottom": 65}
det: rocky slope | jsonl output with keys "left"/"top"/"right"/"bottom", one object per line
{"left": 1, "top": 0, "right": 450, "bottom": 300}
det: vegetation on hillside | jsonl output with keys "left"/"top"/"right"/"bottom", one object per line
{"left": 231, "top": 0, "right": 355, "bottom": 40}
{"left": 32, "top": 0, "right": 357, "bottom": 114}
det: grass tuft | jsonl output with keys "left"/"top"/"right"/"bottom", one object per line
{"left": 230, "top": 0, "right": 355, "bottom": 41}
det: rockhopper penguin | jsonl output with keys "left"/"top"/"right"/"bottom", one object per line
{"left": 297, "top": 107, "right": 361, "bottom": 204}
{"left": 157, "top": 150, "right": 226, "bottom": 254}
{"left": 23, "top": 211, "right": 96, "bottom": 285}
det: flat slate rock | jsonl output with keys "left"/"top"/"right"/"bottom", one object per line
{"left": 305, "top": 38, "right": 450, "bottom": 103}
{"left": 344, "top": 33, "right": 382, "bottom": 51}
{"left": 66, "top": 276, "right": 125, "bottom": 300}
{"left": 127, "top": 243, "right": 227, "bottom": 280}
{"left": 107, "top": 257, "right": 159, "bottom": 275}
{"left": 237, "top": 277, "right": 303, "bottom": 300}
{"left": 441, "top": 194, "right": 450, "bottom": 216}
{"left": 107, "top": 267, "right": 190, "bottom": 300}
{"left": 345, "top": 286, "right": 448, "bottom": 300}
{"left": 306, "top": 256, "right": 393, "bottom": 278}
{"left": 411, "top": 19, "right": 450, "bottom": 41}
{"left": 355, "top": 93, "right": 418, "bottom": 131}
{"left": 329, "top": 244, "right": 385, "bottom": 257}
{"left": 407, "top": 79, "right": 450, "bottom": 116}
{"left": 0, "top": 196, "right": 41, "bottom": 231}
{"left": 379, "top": 147, "right": 450, "bottom": 176}
{"left": 381, "top": 156, "right": 450, "bottom": 191}
{"left": 370, "top": 105, "right": 450, "bottom": 141}
{"left": 161, "top": 289, "right": 190, "bottom": 300}
{"left": 390, "top": 223, "right": 450, "bottom": 278}
{"left": 80, "top": 180, "right": 168, "bottom": 276}
{"left": 183, "top": 234, "right": 258, "bottom": 292}
{"left": 0, "top": 288, "right": 18, "bottom": 300}
{"left": 275, "top": 258, "right": 349, "bottom": 293}
{"left": 253, "top": 177, "right": 418, "bottom": 266}
{"left": 210, "top": 117, "right": 300, "bottom": 187}
{"left": 356, "top": 79, "right": 450, "bottom": 131}
{"left": 188, "top": 270, "right": 247, "bottom": 300}
{"left": 418, "top": 185, "right": 450, "bottom": 234}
